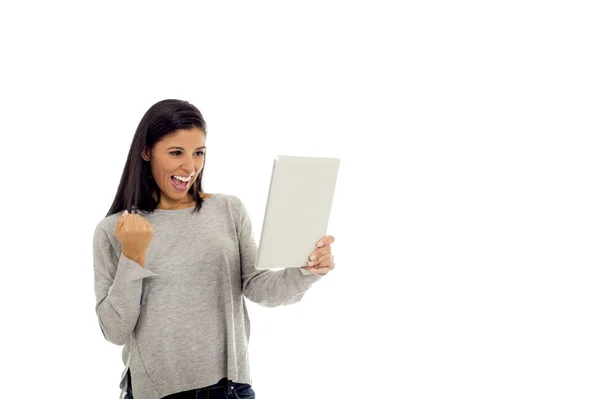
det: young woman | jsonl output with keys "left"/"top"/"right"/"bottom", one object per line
{"left": 92, "top": 99, "right": 336, "bottom": 399}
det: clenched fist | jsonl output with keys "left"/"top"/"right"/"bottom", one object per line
{"left": 115, "top": 210, "right": 154, "bottom": 267}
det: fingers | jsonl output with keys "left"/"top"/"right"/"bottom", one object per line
{"left": 308, "top": 252, "right": 330, "bottom": 266}
{"left": 130, "top": 214, "right": 154, "bottom": 233}
{"left": 116, "top": 211, "right": 153, "bottom": 235}
{"left": 317, "top": 255, "right": 335, "bottom": 270}
{"left": 309, "top": 245, "right": 331, "bottom": 264}
{"left": 316, "top": 235, "right": 335, "bottom": 248}
{"left": 311, "top": 235, "right": 335, "bottom": 261}
{"left": 308, "top": 252, "right": 335, "bottom": 269}
{"left": 302, "top": 236, "right": 337, "bottom": 275}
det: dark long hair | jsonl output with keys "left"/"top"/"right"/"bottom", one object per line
{"left": 106, "top": 99, "right": 207, "bottom": 217}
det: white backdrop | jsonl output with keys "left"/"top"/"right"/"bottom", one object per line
{"left": 1, "top": 1, "right": 599, "bottom": 398}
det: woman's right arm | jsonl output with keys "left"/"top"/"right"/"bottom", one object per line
{"left": 93, "top": 224, "right": 159, "bottom": 345}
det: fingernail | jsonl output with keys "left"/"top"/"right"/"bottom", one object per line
{"left": 317, "top": 242, "right": 323, "bottom": 247}
{"left": 308, "top": 261, "right": 314, "bottom": 266}
{"left": 123, "top": 210, "right": 129, "bottom": 216}
{"left": 310, "top": 254, "right": 316, "bottom": 261}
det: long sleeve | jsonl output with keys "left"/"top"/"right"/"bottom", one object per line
{"left": 233, "top": 196, "right": 323, "bottom": 307}
{"left": 93, "top": 224, "right": 160, "bottom": 345}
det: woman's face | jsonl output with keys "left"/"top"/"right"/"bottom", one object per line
{"left": 142, "top": 127, "right": 206, "bottom": 207}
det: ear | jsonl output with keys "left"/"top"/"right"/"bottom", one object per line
{"left": 141, "top": 146, "right": 150, "bottom": 161}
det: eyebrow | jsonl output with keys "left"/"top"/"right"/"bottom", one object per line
{"left": 166, "top": 146, "right": 206, "bottom": 150}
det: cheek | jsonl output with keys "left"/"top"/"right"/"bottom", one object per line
{"left": 151, "top": 165, "right": 174, "bottom": 184}
{"left": 155, "top": 158, "right": 178, "bottom": 174}
{"left": 154, "top": 167, "right": 169, "bottom": 180}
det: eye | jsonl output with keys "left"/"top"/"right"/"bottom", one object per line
{"left": 169, "top": 150, "right": 205, "bottom": 156}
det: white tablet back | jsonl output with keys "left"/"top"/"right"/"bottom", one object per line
{"left": 255, "top": 155, "right": 340, "bottom": 270}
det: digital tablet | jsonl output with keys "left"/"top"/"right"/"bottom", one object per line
{"left": 255, "top": 155, "right": 340, "bottom": 270}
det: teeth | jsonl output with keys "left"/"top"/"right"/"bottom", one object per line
{"left": 173, "top": 175, "right": 191, "bottom": 182}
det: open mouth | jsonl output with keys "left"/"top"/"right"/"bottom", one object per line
{"left": 171, "top": 175, "right": 191, "bottom": 191}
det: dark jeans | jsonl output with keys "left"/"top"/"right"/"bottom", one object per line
{"left": 124, "top": 369, "right": 256, "bottom": 399}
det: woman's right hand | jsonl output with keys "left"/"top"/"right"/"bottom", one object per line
{"left": 115, "top": 210, "right": 154, "bottom": 266}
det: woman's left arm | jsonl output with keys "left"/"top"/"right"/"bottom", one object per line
{"left": 233, "top": 196, "right": 335, "bottom": 307}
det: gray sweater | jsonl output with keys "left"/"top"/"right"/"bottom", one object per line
{"left": 93, "top": 193, "right": 323, "bottom": 399}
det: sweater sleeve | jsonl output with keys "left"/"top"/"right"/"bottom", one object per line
{"left": 233, "top": 196, "right": 323, "bottom": 307}
{"left": 93, "top": 223, "right": 160, "bottom": 345}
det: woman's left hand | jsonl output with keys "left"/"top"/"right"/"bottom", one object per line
{"left": 301, "top": 235, "right": 336, "bottom": 276}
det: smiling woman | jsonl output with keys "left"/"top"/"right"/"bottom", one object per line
{"left": 93, "top": 99, "right": 327, "bottom": 399}
{"left": 140, "top": 127, "right": 207, "bottom": 210}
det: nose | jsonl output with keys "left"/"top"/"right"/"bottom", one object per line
{"left": 180, "top": 155, "right": 195, "bottom": 175}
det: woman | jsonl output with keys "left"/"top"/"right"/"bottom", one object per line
{"left": 92, "top": 99, "right": 336, "bottom": 399}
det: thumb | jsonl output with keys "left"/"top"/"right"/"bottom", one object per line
{"left": 116, "top": 210, "right": 129, "bottom": 233}
{"left": 117, "top": 210, "right": 129, "bottom": 222}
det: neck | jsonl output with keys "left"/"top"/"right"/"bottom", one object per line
{"left": 155, "top": 192, "right": 195, "bottom": 210}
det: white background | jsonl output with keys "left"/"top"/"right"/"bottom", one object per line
{"left": 1, "top": 1, "right": 599, "bottom": 398}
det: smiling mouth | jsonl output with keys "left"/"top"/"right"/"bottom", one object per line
{"left": 171, "top": 175, "right": 192, "bottom": 190}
